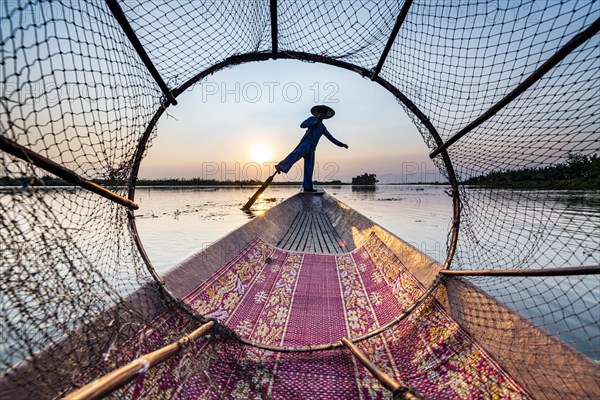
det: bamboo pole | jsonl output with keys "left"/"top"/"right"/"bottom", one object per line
{"left": 104, "top": 0, "right": 177, "bottom": 105}
{"left": 0, "top": 136, "right": 139, "bottom": 210}
{"left": 242, "top": 171, "right": 278, "bottom": 211}
{"left": 440, "top": 265, "right": 599, "bottom": 277}
{"left": 341, "top": 338, "right": 423, "bottom": 400}
{"left": 341, "top": 337, "right": 400, "bottom": 391}
{"left": 63, "top": 320, "right": 215, "bottom": 400}
{"left": 270, "top": 0, "right": 278, "bottom": 58}
{"left": 430, "top": 17, "right": 600, "bottom": 158}
{"left": 371, "top": 0, "right": 414, "bottom": 80}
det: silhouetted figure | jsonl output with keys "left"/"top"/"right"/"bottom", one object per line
{"left": 276, "top": 105, "right": 348, "bottom": 191}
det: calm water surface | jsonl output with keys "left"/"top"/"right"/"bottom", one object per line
{"left": 134, "top": 185, "right": 452, "bottom": 273}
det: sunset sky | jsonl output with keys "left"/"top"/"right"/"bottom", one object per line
{"left": 139, "top": 60, "right": 444, "bottom": 184}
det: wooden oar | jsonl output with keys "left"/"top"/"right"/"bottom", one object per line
{"left": 243, "top": 137, "right": 307, "bottom": 211}
{"left": 242, "top": 170, "right": 279, "bottom": 211}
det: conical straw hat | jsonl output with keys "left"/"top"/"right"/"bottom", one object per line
{"left": 310, "top": 105, "right": 335, "bottom": 119}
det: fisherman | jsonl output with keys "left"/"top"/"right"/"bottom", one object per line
{"left": 275, "top": 105, "right": 348, "bottom": 192}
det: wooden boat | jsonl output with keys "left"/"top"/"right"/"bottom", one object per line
{"left": 3, "top": 192, "right": 597, "bottom": 399}
{"left": 1, "top": 0, "right": 599, "bottom": 396}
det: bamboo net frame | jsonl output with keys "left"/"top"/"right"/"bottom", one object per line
{"left": 1, "top": 1, "right": 599, "bottom": 398}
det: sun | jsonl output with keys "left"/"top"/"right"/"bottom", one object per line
{"left": 249, "top": 143, "right": 272, "bottom": 163}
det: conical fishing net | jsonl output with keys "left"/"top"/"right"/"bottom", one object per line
{"left": 1, "top": 1, "right": 598, "bottom": 399}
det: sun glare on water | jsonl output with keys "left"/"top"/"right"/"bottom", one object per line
{"left": 249, "top": 143, "right": 272, "bottom": 163}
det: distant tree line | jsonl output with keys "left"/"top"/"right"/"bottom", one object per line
{"left": 352, "top": 173, "right": 379, "bottom": 186}
{"left": 0, "top": 176, "right": 346, "bottom": 187}
{"left": 0, "top": 175, "right": 68, "bottom": 186}
{"left": 462, "top": 153, "right": 599, "bottom": 189}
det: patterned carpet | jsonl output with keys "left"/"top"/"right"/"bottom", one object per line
{"left": 99, "top": 234, "right": 530, "bottom": 399}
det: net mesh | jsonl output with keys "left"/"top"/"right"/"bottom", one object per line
{"left": 1, "top": 0, "right": 598, "bottom": 399}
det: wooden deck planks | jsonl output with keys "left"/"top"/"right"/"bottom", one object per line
{"left": 279, "top": 211, "right": 306, "bottom": 250}
{"left": 278, "top": 212, "right": 301, "bottom": 249}
{"left": 291, "top": 212, "right": 309, "bottom": 251}
{"left": 312, "top": 213, "right": 328, "bottom": 253}
{"left": 278, "top": 211, "right": 346, "bottom": 253}
{"left": 316, "top": 212, "right": 341, "bottom": 253}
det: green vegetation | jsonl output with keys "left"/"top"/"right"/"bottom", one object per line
{"left": 0, "top": 176, "right": 346, "bottom": 187}
{"left": 352, "top": 173, "right": 379, "bottom": 186}
{"left": 463, "top": 153, "right": 600, "bottom": 189}
{"left": 137, "top": 178, "right": 256, "bottom": 186}
{"left": 0, "top": 175, "right": 69, "bottom": 186}
{"left": 136, "top": 178, "right": 346, "bottom": 186}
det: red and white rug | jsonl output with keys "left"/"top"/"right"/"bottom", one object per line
{"left": 88, "top": 234, "right": 530, "bottom": 399}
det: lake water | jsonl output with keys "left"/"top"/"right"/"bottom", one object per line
{"left": 134, "top": 185, "right": 599, "bottom": 360}
{"left": 134, "top": 185, "right": 453, "bottom": 273}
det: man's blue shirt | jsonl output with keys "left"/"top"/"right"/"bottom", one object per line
{"left": 299, "top": 116, "right": 345, "bottom": 149}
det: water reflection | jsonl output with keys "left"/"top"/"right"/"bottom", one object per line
{"left": 134, "top": 185, "right": 454, "bottom": 273}
{"left": 351, "top": 185, "right": 377, "bottom": 192}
